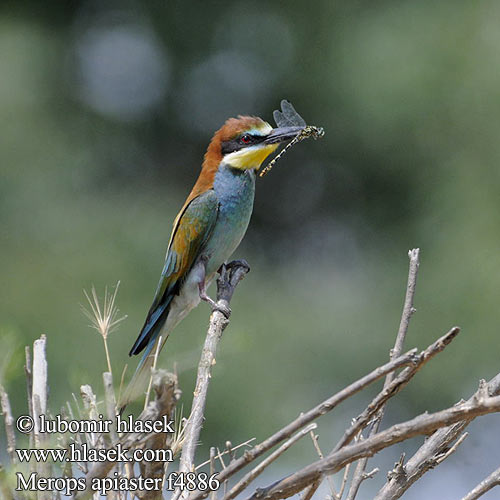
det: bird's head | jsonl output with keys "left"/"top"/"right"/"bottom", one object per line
{"left": 204, "top": 116, "right": 303, "bottom": 172}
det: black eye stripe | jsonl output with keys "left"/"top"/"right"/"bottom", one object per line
{"left": 221, "top": 134, "right": 266, "bottom": 155}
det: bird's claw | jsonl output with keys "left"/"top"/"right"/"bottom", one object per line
{"left": 200, "top": 291, "right": 231, "bottom": 318}
{"left": 212, "top": 302, "right": 231, "bottom": 318}
{"left": 221, "top": 259, "right": 250, "bottom": 274}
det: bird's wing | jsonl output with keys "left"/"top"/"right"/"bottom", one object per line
{"left": 129, "top": 189, "right": 219, "bottom": 356}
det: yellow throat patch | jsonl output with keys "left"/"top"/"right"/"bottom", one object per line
{"left": 223, "top": 143, "right": 279, "bottom": 170}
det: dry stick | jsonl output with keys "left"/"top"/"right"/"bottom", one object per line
{"left": 32, "top": 335, "right": 52, "bottom": 500}
{"left": 461, "top": 465, "right": 500, "bottom": 500}
{"left": 242, "top": 326, "right": 458, "bottom": 500}
{"left": 81, "top": 385, "right": 100, "bottom": 449}
{"left": 187, "top": 348, "right": 418, "bottom": 500}
{"left": 300, "top": 482, "right": 320, "bottom": 500}
{"left": 308, "top": 431, "right": 337, "bottom": 498}
{"left": 103, "top": 372, "right": 118, "bottom": 443}
{"left": 103, "top": 372, "right": 120, "bottom": 500}
{"left": 210, "top": 447, "right": 217, "bottom": 500}
{"left": 222, "top": 424, "right": 317, "bottom": 500}
{"left": 247, "top": 389, "right": 500, "bottom": 500}
{"left": 337, "top": 462, "right": 352, "bottom": 500}
{"left": 174, "top": 261, "right": 250, "bottom": 500}
{"left": 333, "top": 327, "right": 459, "bottom": 453}
{"left": 196, "top": 439, "right": 256, "bottom": 470}
{"left": 300, "top": 480, "right": 320, "bottom": 500}
{"left": 138, "top": 372, "right": 179, "bottom": 500}
{"left": 75, "top": 370, "right": 178, "bottom": 500}
{"left": 0, "top": 385, "right": 17, "bottom": 464}
{"left": 346, "top": 248, "right": 420, "bottom": 500}
{"left": 374, "top": 373, "right": 500, "bottom": 500}
{"left": 32, "top": 335, "right": 48, "bottom": 438}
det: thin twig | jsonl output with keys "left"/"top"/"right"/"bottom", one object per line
{"left": 300, "top": 480, "right": 320, "bottom": 500}
{"left": 333, "top": 327, "right": 459, "bottom": 453}
{"left": 374, "top": 375, "right": 500, "bottom": 500}
{"left": 222, "top": 424, "right": 317, "bottom": 500}
{"left": 196, "top": 439, "right": 256, "bottom": 470}
{"left": 461, "top": 466, "right": 500, "bottom": 500}
{"left": 32, "top": 335, "right": 52, "bottom": 500}
{"left": 247, "top": 389, "right": 500, "bottom": 500}
{"left": 175, "top": 261, "right": 250, "bottom": 500}
{"left": 187, "top": 348, "right": 418, "bottom": 500}
{"left": 210, "top": 447, "right": 217, "bottom": 500}
{"left": 0, "top": 385, "right": 17, "bottom": 464}
{"left": 309, "top": 430, "right": 337, "bottom": 498}
{"left": 337, "top": 462, "right": 352, "bottom": 500}
{"left": 103, "top": 372, "right": 118, "bottom": 443}
{"left": 346, "top": 248, "right": 420, "bottom": 500}
{"left": 138, "top": 371, "right": 179, "bottom": 500}
{"left": 75, "top": 370, "right": 179, "bottom": 500}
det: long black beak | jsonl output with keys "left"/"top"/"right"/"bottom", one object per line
{"left": 264, "top": 126, "right": 304, "bottom": 144}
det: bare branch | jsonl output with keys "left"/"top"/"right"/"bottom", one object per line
{"left": 346, "top": 248, "right": 420, "bottom": 499}
{"left": 75, "top": 370, "right": 179, "bottom": 500}
{"left": 177, "top": 260, "right": 250, "bottom": 489}
{"left": 308, "top": 431, "right": 336, "bottom": 498}
{"left": 187, "top": 348, "right": 418, "bottom": 500}
{"left": 196, "top": 439, "right": 256, "bottom": 470}
{"left": 374, "top": 375, "right": 500, "bottom": 500}
{"left": 247, "top": 390, "right": 500, "bottom": 500}
{"left": 102, "top": 372, "right": 118, "bottom": 443}
{"left": 333, "top": 327, "right": 459, "bottom": 453}
{"left": 138, "top": 372, "right": 179, "bottom": 500}
{"left": 32, "top": 335, "right": 52, "bottom": 500}
{"left": 32, "top": 335, "right": 48, "bottom": 438}
{"left": 301, "top": 481, "right": 320, "bottom": 500}
{"left": 461, "top": 466, "right": 500, "bottom": 500}
{"left": 393, "top": 248, "right": 420, "bottom": 364}
{"left": 0, "top": 385, "right": 17, "bottom": 464}
{"left": 222, "top": 424, "right": 317, "bottom": 500}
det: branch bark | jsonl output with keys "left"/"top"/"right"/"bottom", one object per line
{"left": 332, "top": 327, "right": 458, "bottom": 453}
{"left": 0, "top": 385, "right": 17, "bottom": 464}
{"left": 374, "top": 375, "right": 500, "bottom": 500}
{"left": 75, "top": 370, "right": 179, "bottom": 500}
{"left": 32, "top": 334, "right": 52, "bottom": 500}
{"left": 247, "top": 389, "right": 500, "bottom": 500}
{"left": 177, "top": 261, "right": 250, "bottom": 482}
{"left": 461, "top": 466, "right": 500, "bottom": 500}
{"left": 187, "top": 348, "right": 419, "bottom": 500}
{"left": 222, "top": 424, "right": 317, "bottom": 500}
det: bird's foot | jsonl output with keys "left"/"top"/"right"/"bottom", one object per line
{"left": 218, "top": 259, "right": 250, "bottom": 274}
{"left": 199, "top": 289, "right": 231, "bottom": 318}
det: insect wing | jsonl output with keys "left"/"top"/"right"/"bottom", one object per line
{"left": 273, "top": 100, "right": 307, "bottom": 128}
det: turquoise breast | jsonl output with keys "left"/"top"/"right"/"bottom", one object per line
{"left": 203, "top": 164, "right": 256, "bottom": 275}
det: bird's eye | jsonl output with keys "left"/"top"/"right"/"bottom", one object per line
{"left": 240, "top": 134, "right": 252, "bottom": 144}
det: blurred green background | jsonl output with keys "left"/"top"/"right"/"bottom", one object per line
{"left": 1, "top": 0, "right": 500, "bottom": 498}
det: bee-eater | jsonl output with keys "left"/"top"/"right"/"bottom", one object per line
{"left": 123, "top": 114, "right": 304, "bottom": 406}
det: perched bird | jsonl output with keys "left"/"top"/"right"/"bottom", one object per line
{"left": 122, "top": 114, "right": 304, "bottom": 406}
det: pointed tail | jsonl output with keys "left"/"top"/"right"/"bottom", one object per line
{"left": 119, "top": 331, "right": 170, "bottom": 413}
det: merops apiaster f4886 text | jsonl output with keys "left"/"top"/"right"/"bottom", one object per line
{"left": 121, "top": 101, "right": 324, "bottom": 407}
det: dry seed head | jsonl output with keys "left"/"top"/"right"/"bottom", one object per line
{"left": 82, "top": 281, "right": 127, "bottom": 340}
